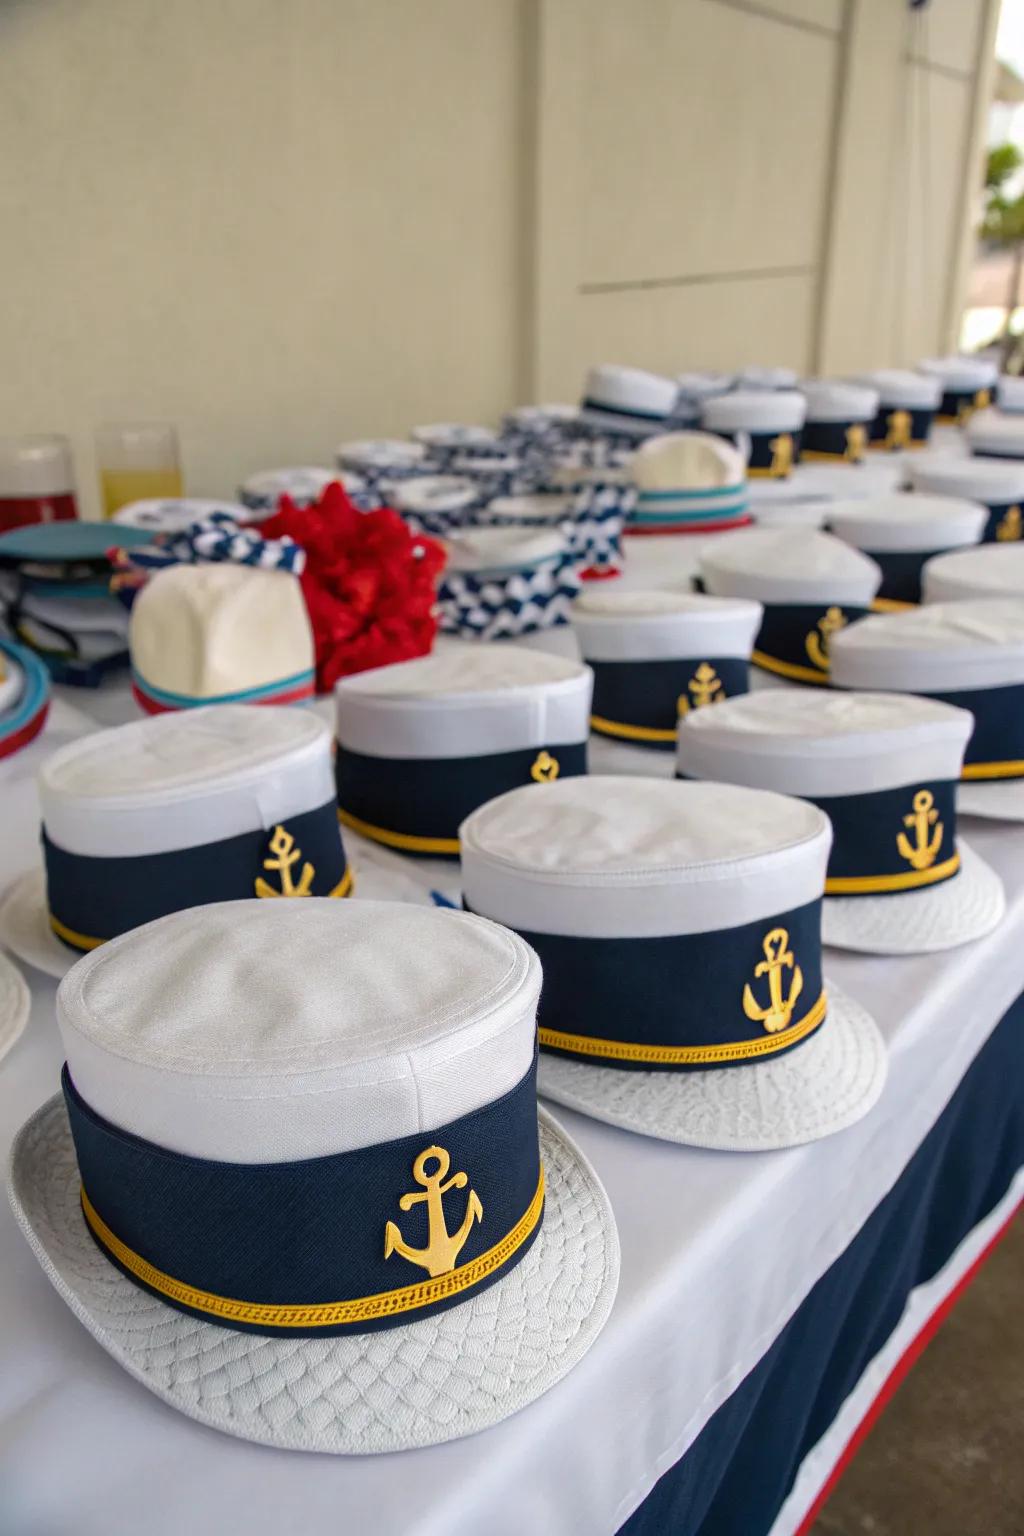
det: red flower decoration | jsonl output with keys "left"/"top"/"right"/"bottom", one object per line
{"left": 261, "top": 482, "right": 446, "bottom": 693}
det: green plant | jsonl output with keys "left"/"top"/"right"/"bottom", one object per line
{"left": 981, "top": 141, "right": 1024, "bottom": 365}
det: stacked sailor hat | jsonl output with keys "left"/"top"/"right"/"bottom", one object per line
{"left": 700, "top": 390, "right": 807, "bottom": 479}
{"left": 460, "top": 777, "right": 887, "bottom": 1150}
{"left": 112, "top": 497, "right": 252, "bottom": 533}
{"left": 997, "top": 376, "right": 1024, "bottom": 413}
{"left": 902, "top": 451, "right": 1024, "bottom": 543}
{"left": 238, "top": 467, "right": 368, "bottom": 515}
{"left": 334, "top": 641, "right": 592, "bottom": 858}
{"left": 917, "top": 356, "right": 997, "bottom": 424}
{"left": 923, "top": 544, "right": 1024, "bottom": 603}
{"left": 384, "top": 475, "right": 480, "bottom": 536}
{"left": 475, "top": 492, "right": 571, "bottom": 529}
{"left": 7, "top": 899, "right": 618, "bottom": 1452}
{"left": 700, "top": 527, "right": 881, "bottom": 686}
{"left": 799, "top": 381, "right": 880, "bottom": 464}
{"left": 831, "top": 599, "right": 1024, "bottom": 822}
{"left": 628, "top": 431, "right": 749, "bottom": 534}
{"left": 0, "top": 634, "right": 50, "bottom": 762}
{"left": 578, "top": 364, "right": 679, "bottom": 440}
{"left": 737, "top": 366, "right": 799, "bottom": 391}
{"left": 0, "top": 705, "right": 358, "bottom": 979}
{"left": 436, "top": 527, "right": 582, "bottom": 655}
{"left": 411, "top": 423, "right": 502, "bottom": 461}
{"left": 852, "top": 370, "right": 941, "bottom": 451}
{"left": 574, "top": 587, "right": 761, "bottom": 750}
{"left": 335, "top": 439, "right": 429, "bottom": 479}
{"left": 827, "top": 493, "right": 986, "bottom": 606}
{"left": 966, "top": 408, "right": 1024, "bottom": 478}
{"left": 677, "top": 689, "right": 1004, "bottom": 954}
{"left": 129, "top": 562, "right": 315, "bottom": 713}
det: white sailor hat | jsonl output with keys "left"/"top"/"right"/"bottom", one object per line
{"left": 573, "top": 587, "right": 761, "bottom": 749}
{"left": 923, "top": 544, "right": 1024, "bottom": 604}
{"left": 628, "top": 431, "right": 749, "bottom": 533}
{"left": 579, "top": 364, "right": 679, "bottom": 439}
{"left": 238, "top": 467, "right": 367, "bottom": 515}
{"left": 0, "top": 705, "right": 359, "bottom": 979}
{"left": 737, "top": 366, "right": 799, "bottom": 391}
{"left": 827, "top": 493, "right": 986, "bottom": 606}
{"left": 435, "top": 528, "right": 582, "bottom": 656}
{"left": 966, "top": 407, "right": 1024, "bottom": 471}
{"left": 335, "top": 439, "right": 429, "bottom": 478}
{"left": 334, "top": 641, "right": 592, "bottom": 858}
{"left": 700, "top": 390, "right": 807, "bottom": 479}
{"left": 383, "top": 474, "right": 480, "bottom": 535}
{"left": 677, "top": 689, "right": 1003, "bottom": 955}
{"left": 112, "top": 497, "right": 252, "bottom": 533}
{"left": 901, "top": 450, "right": 1024, "bottom": 543}
{"left": 460, "top": 776, "right": 886, "bottom": 1151}
{"left": 997, "top": 376, "right": 1024, "bottom": 413}
{"left": 799, "top": 381, "right": 880, "bottom": 464}
{"left": 7, "top": 898, "right": 618, "bottom": 1452}
{"left": 917, "top": 356, "right": 997, "bottom": 423}
{"left": 675, "top": 371, "right": 735, "bottom": 403}
{"left": 851, "top": 370, "right": 942, "bottom": 451}
{"left": 830, "top": 598, "right": 1024, "bottom": 822}
{"left": 475, "top": 493, "right": 572, "bottom": 528}
{"left": 700, "top": 527, "right": 881, "bottom": 686}
{"left": 128, "top": 563, "right": 315, "bottom": 714}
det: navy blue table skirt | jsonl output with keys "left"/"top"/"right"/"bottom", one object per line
{"left": 618, "top": 991, "right": 1024, "bottom": 1536}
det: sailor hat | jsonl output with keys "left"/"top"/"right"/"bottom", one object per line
{"left": 700, "top": 391, "right": 807, "bottom": 479}
{"left": 128, "top": 562, "right": 315, "bottom": 714}
{"left": 238, "top": 468, "right": 368, "bottom": 515}
{"left": 335, "top": 439, "right": 429, "bottom": 478}
{"left": 700, "top": 527, "right": 881, "bottom": 686}
{"left": 675, "top": 371, "right": 735, "bottom": 404}
{"left": 901, "top": 451, "right": 1024, "bottom": 543}
{"left": 384, "top": 475, "right": 480, "bottom": 536}
{"left": 965, "top": 407, "right": 1024, "bottom": 469}
{"left": 923, "top": 544, "right": 1024, "bottom": 604}
{"left": 997, "top": 375, "right": 1024, "bottom": 413}
{"left": 475, "top": 493, "right": 572, "bottom": 528}
{"left": 827, "top": 493, "right": 986, "bottom": 606}
{"left": 574, "top": 587, "right": 761, "bottom": 749}
{"left": 800, "top": 381, "right": 880, "bottom": 464}
{"left": 852, "top": 370, "right": 942, "bottom": 451}
{"left": 737, "top": 366, "right": 799, "bottom": 391}
{"left": 917, "top": 356, "right": 997, "bottom": 424}
{"left": 831, "top": 599, "right": 1024, "bottom": 822}
{"left": 460, "top": 777, "right": 886, "bottom": 1151}
{"left": 112, "top": 497, "right": 251, "bottom": 533}
{"left": 436, "top": 528, "right": 582, "bottom": 655}
{"left": 411, "top": 423, "right": 502, "bottom": 459}
{"left": 579, "top": 364, "right": 679, "bottom": 439}
{"left": 628, "top": 432, "right": 750, "bottom": 533}
{"left": 0, "top": 705, "right": 356, "bottom": 979}
{"left": 7, "top": 899, "right": 618, "bottom": 1452}
{"left": 677, "top": 689, "right": 1003, "bottom": 954}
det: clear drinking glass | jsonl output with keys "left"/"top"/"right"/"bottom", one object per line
{"left": 96, "top": 422, "right": 183, "bottom": 520}
{"left": 0, "top": 434, "right": 78, "bottom": 531}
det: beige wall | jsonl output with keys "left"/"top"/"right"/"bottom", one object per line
{"left": 0, "top": 0, "right": 999, "bottom": 517}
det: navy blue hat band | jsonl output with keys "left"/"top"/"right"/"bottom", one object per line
{"left": 752, "top": 603, "right": 871, "bottom": 685}
{"left": 867, "top": 405, "right": 934, "bottom": 450}
{"left": 336, "top": 741, "right": 587, "bottom": 856}
{"left": 465, "top": 900, "right": 825, "bottom": 1071}
{"left": 859, "top": 548, "right": 936, "bottom": 607}
{"left": 936, "top": 681, "right": 1024, "bottom": 781}
{"left": 64, "top": 1056, "right": 543, "bottom": 1337}
{"left": 801, "top": 419, "right": 870, "bottom": 463}
{"left": 936, "top": 385, "right": 992, "bottom": 424}
{"left": 710, "top": 427, "right": 802, "bottom": 478}
{"left": 812, "top": 779, "right": 959, "bottom": 895}
{"left": 45, "top": 799, "right": 351, "bottom": 952}
{"left": 589, "top": 656, "right": 750, "bottom": 746}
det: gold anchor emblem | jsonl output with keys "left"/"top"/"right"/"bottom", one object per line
{"left": 805, "top": 606, "right": 847, "bottom": 673}
{"left": 844, "top": 423, "right": 867, "bottom": 463}
{"left": 384, "top": 1146, "right": 483, "bottom": 1278}
{"left": 742, "top": 927, "right": 804, "bottom": 1034}
{"left": 677, "top": 661, "right": 724, "bottom": 717}
{"left": 531, "top": 749, "right": 560, "bottom": 782}
{"left": 896, "top": 789, "right": 943, "bottom": 871}
{"left": 254, "top": 824, "right": 315, "bottom": 898}
{"left": 884, "top": 409, "right": 912, "bottom": 450}
{"left": 768, "top": 432, "right": 793, "bottom": 477}
{"left": 959, "top": 388, "right": 991, "bottom": 424}
{"left": 996, "top": 505, "right": 1022, "bottom": 542}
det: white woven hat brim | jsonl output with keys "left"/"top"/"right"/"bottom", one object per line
{"left": 822, "top": 839, "right": 1004, "bottom": 955}
{"left": 958, "top": 778, "right": 1024, "bottom": 823}
{"left": 0, "top": 850, "right": 441, "bottom": 982}
{"left": 7, "top": 1098, "right": 619, "bottom": 1454}
{"left": 0, "top": 949, "right": 31, "bottom": 1064}
{"left": 537, "top": 982, "right": 886, "bottom": 1152}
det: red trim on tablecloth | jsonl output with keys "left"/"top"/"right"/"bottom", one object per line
{"left": 0, "top": 701, "right": 49, "bottom": 759}
{"left": 793, "top": 1198, "right": 1021, "bottom": 1536}
{"left": 623, "top": 514, "right": 753, "bottom": 536}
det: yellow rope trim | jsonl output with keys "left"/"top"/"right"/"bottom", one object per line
{"left": 590, "top": 713, "right": 677, "bottom": 743}
{"left": 961, "top": 760, "right": 1024, "bottom": 781}
{"left": 539, "top": 990, "right": 827, "bottom": 1066}
{"left": 80, "top": 1168, "right": 545, "bottom": 1329}
{"left": 800, "top": 449, "right": 863, "bottom": 463}
{"left": 866, "top": 440, "right": 927, "bottom": 452}
{"left": 746, "top": 466, "right": 793, "bottom": 479}
{"left": 751, "top": 649, "right": 830, "bottom": 686}
{"left": 871, "top": 597, "right": 916, "bottom": 613}
{"left": 337, "top": 807, "right": 460, "bottom": 855}
{"left": 825, "top": 850, "right": 960, "bottom": 895}
{"left": 49, "top": 865, "right": 354, "bottom": 954}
